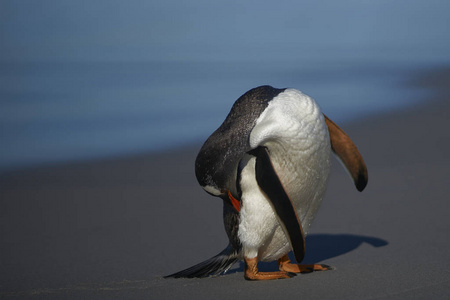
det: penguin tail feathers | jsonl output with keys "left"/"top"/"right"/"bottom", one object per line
{"left": 164, "top": 245, "right": 240, "bottom": 278}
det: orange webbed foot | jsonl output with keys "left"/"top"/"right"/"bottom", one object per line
{"left": 278, "top": 254, "right": 332, "bottom": 273}
{"left": 244, "top": 257, "right": 296, "bottom": 281}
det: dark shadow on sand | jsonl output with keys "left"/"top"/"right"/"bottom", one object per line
{"left": 228, "top": 233, "right": 388, "bottom": 274}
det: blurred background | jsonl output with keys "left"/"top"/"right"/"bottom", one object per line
{"left": 1, "top": 0, "right": 449, "bottom": 172}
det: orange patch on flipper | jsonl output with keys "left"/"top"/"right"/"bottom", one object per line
{"left": 323, "top": 114, "right": 368, "bottom": 192}
{"left": 228, "top": 190, "right": 241, "bottom": 212}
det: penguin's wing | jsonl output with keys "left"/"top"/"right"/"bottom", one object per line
{"left": 249, "top": 146, "right": 305, "bottom": 264}
{"left": 324, "top": 114, "right": 368, "bottom": 192}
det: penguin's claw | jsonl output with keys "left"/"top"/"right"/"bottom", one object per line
{"left": 277, "top": 254, "right": 332, "bottom": 273}
{"left": 245, "top": 271, "right": 296, "bottom": 281}
{"left": 244, "top": 257, "right": 295, "bottom": 281}
{"left": 317, "top": 264, "right": 333, "bottom": 271}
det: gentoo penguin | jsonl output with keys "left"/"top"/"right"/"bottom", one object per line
{"left": 165, "top": 85, "right": 368, "bottom": 280}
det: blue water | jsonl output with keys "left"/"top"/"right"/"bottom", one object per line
{"left": 0, "top": 60, "right": 433, "bottom": 172}
{"left": 1, "top": 0, "right": 449, "bottom": 172}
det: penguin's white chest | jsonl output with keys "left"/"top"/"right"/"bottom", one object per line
{"left": 237, "top": 89, "right": 331, "bottom": 261}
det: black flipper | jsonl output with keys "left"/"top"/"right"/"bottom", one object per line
{"left": 164, "top": 244, "right": 240, "bottom": 278}
{"left": 250, "top": 146, "right": 306, "bottom": 264}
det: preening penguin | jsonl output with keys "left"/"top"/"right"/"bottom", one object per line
{"left": 165, "top": 85, "right": 368, "bottom": 280}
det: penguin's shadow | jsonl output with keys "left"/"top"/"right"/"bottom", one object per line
{"left": 228, "top": 233, "right": 388, "bottom": 273}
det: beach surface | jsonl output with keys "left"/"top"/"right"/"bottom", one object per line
{"left": 1, "top": 67, "right": 449, "bottom": 299}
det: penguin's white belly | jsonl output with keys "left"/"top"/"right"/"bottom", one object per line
{"left": 237, "top": 89, "right": 331, "bottom": 262}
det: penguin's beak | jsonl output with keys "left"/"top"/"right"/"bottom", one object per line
{"left": 228, "top": 190, "right": 241, "bottom": 212}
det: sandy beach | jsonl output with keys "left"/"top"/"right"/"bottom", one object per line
{"left": 1, "top": 67, "right": 449, "bottom": 299}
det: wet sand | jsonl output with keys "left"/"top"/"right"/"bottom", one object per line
{"left": 1, "top": 67, "right": 449, "bottom": 299}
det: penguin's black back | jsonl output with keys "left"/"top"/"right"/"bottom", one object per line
{"left": 195, "top": 85, "right": 286, "bottom": 194}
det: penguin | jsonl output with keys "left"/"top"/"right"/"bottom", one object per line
{"left": 165, "top": 85, "right": 368, "bottom": 280}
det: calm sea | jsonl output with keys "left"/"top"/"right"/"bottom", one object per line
{"left": 0, "top": 60, "right": 433, "bottom": 172}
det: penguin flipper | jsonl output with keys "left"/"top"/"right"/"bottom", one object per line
{"left": 164, "top": 244, "right": 240, "bottom": 278}
{"left": 323, "top": 114, "right": 368, "bottom": 192}
{"left": 250, "top": 146, "right": 306, "bottom": 264}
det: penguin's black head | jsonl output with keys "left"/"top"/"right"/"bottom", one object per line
{"left": 195, "top": 85, "right": 286, "bottom": 194}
